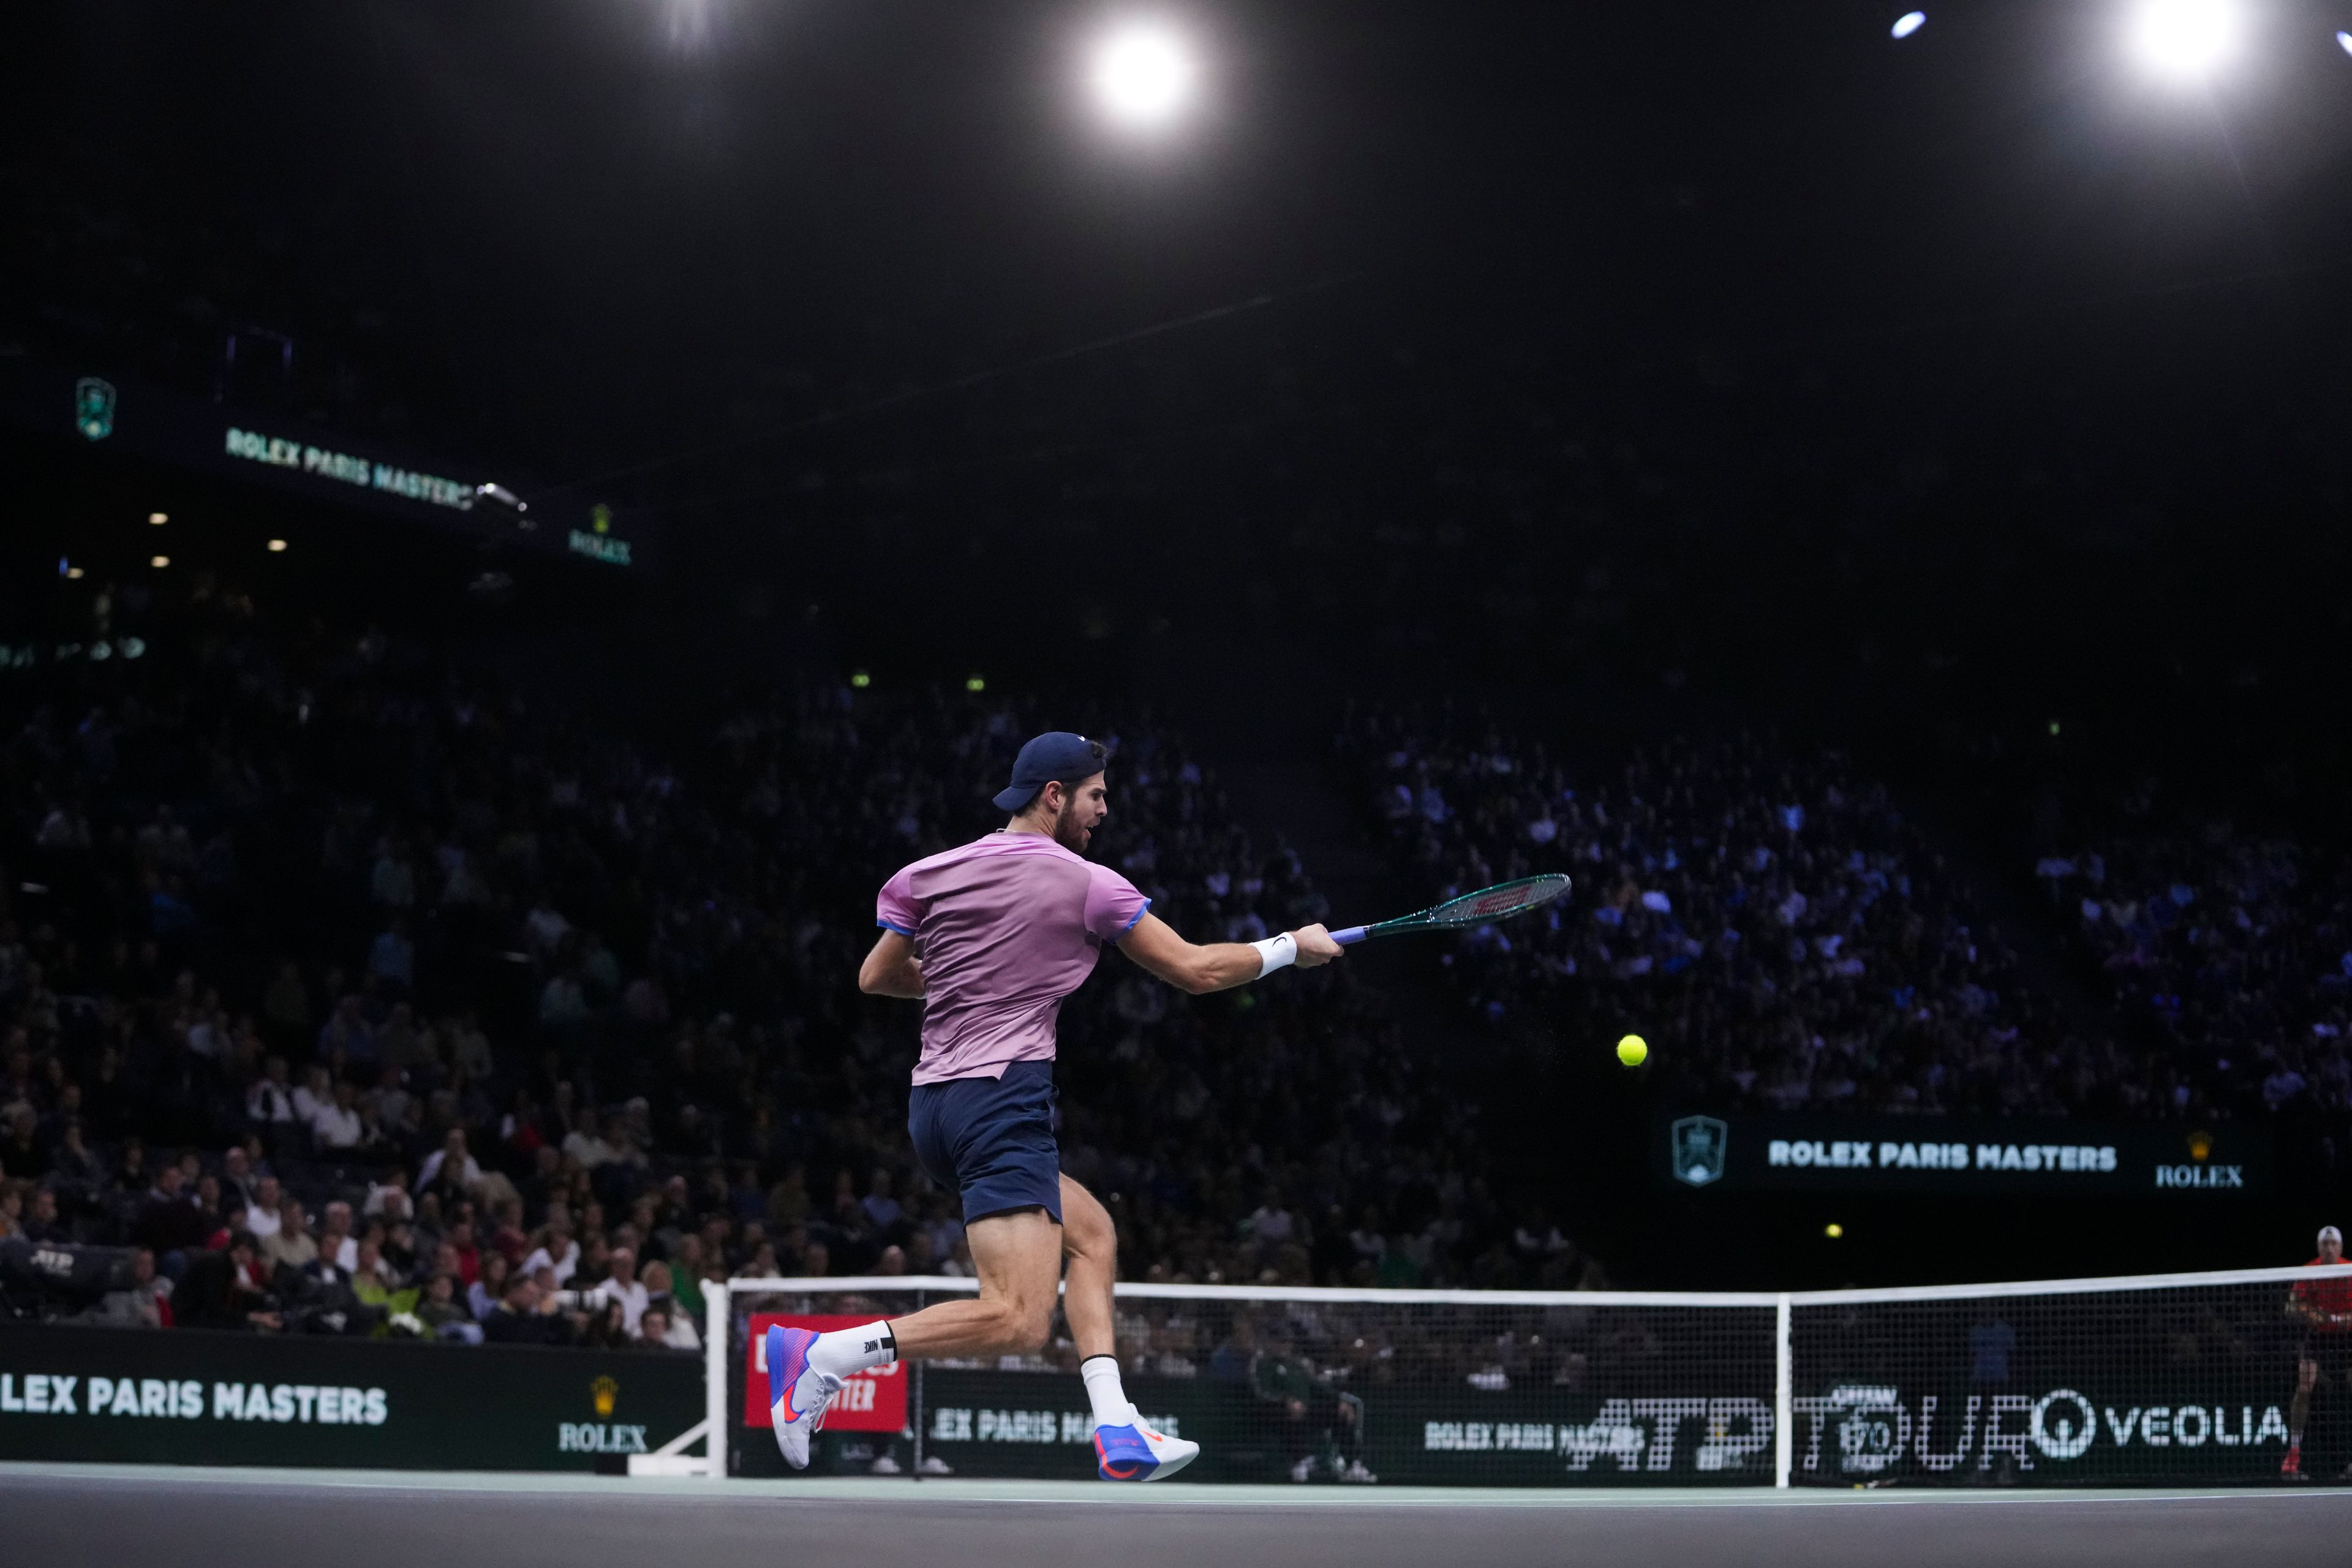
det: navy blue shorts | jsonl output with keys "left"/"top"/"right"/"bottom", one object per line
{"left": 908, "top": 1060, "right": 1063, "bottom": 1225}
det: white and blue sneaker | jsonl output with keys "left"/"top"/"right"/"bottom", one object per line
{"left": 1093, "top": 1409, "right": 1199, "bottom": 1482}
{"left": 766, "top": 1325, "right": 843, "bottom": 1470}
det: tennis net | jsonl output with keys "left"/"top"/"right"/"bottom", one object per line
{"left": 695, "top": 1264, "right": 2352, "bottom": 1487}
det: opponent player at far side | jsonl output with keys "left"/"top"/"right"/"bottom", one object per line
{"left": 765, "top": 732, "right": 1344, "bottom": 1480}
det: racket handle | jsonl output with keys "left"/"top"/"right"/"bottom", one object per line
{"left": 1331, "top": 926, "right": 1368, "bottom": 946}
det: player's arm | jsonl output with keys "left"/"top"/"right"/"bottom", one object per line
{"left": 858, "top": 930, "right": 925, "bottom": 998}
{"left": 1117, "top": 913, "right": 1342, "bottom": 995}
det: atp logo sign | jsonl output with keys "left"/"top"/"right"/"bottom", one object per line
{"left": 744, "top": 1313, "right": 906, "bottom": 1434}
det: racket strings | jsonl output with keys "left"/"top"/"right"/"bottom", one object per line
{"left": 1428, "top": 873, "right": 1570, "bottom": 927}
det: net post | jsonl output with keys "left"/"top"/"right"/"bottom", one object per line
{"left": 910, "top": 1287, "right": 927, "bottom": 1482}
{"left": 706, "top": 1280, "right": 730, "bottom": 1481}
{"left": 1773, "top": 1292, "right": 1793, "bottom": 1489}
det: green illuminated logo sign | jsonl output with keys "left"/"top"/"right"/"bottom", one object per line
{"left": 74, "top": 378, "right": 116, "bottom": 442}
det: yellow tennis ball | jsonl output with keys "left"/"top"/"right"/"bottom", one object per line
{"left": 1616, "top": 1034, "right": 1648, "bottom": 1067}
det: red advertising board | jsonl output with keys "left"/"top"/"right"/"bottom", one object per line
{"left": 742, "top": 1314, "right": 907, "bottom": 1434}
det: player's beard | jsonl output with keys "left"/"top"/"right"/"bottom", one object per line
{"left": 1053, "top": 798, "right": 1091, "bottom": 855}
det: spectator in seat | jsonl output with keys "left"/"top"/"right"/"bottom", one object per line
{"left": 244, "top": 1058, "right": 298, "bottom": 1128}
{"left": 244, "top": 1176, "right": 284, "bottom": 1242}
{"left": 417, "top": 1128, "right": 481, "bottom": 1194}
{"left": 348, "top": 1238, "right": 399, "bottom": 1313}
{"left": 179, "top": 1235, "right": 281, "bottom": 1332}
{"left": 291, "top": 1065, "right": 334, "bottom": 1129}
{"left": 638, "top": 1303, "right": 693, "bottom": 1351}
{"left": 415, "top": 1272, "right": 479, "bottom": 1341}
{"left": 132, "top": 1163, "right": 209, "bottom": 1264}
{"left": 316, "top": 1200, "right": 358, "bottom": 1273}
{"left": 72, "top": 1246, "right": 170, "bottom": 1329}
{"left": 310, "top": 1080, "right": 364, "bottom": 1151}
{"left": 483, "top": 1272, "right": 568, "bottom": 1345}
{"left": 468, "top": 1251, "right": 513, "bottom": 1321}
{"left": 260, "top": 1199, "right": 319, "bottom": 1273}
{"left": 21, "top": 1186, "right": 67, "bottom": 1245}
{"left": 220, "top": 1144, "right": 261, "bottom": 1213}
{"left": 579, "top": 1295, "right": 632, "bottom": 1351}
{"left": 363, "top": 1167, "right": 413, "bottom": 1221}
{"left": 640, "top": 1260, "right": 700, "bottom": 1349}
{"left": 590, "top": 1245, "right": 650, "bottom": 1333}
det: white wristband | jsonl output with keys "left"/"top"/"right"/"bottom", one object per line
{"left": 1251, "top": 932, "right": 1298, "bottom": 979}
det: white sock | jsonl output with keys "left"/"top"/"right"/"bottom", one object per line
{"left": 1081, "top": 1355, "right": 1132, "bottom": 1428}
{"left": 808, "top": 1321, "right": 895, "bottom": 1380}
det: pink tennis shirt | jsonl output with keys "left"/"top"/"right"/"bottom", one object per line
{"left": 876, "top": 831, "right": 1152, "bottom": 1085}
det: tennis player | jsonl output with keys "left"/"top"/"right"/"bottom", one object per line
{"left": 2283, "top": 1224, "right": 2351, "bottom": 1481}
{"left": 766, "top": 731, "right": 1343, "bottom": 1480}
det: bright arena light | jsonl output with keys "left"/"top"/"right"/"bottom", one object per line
{"left": 2129, "top": 0, "right": 2240, "bottom": 81}
{"left": 2338, "top": 29, "right": 2352, "bottom": 56}
{"left": 1090, "top": 23, "right": 1196, "bottom": 127}
{"left": 1891, "top": 12, "right": 1926, "bottom": 40}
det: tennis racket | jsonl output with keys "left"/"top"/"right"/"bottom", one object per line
{"left": 1330, "top": 873, "right": 1572, "bottom": 946}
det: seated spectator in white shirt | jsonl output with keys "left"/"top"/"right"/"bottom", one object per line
{"left": 309, "top": 1081, "right": 365, "bottom": 1150}
{"left": 244, "top": 1177, "right": 285, "bottom": 1242}
{"left": 245, "top": 1058, "right": 298, "bottom": 1126}
{"left": 562, "top": 1116, "right": 620, "bottom": 1169}
{"left": 317, "top": 1200, "right": 360, "bottom": 1273}
{"left": 290, "top": 1065, "right": 334, "bottom": 1128}
{"left": 639, "top": 1262, "right": 701, "bottom": 1349}
{"left": 587, "top": 1246, "right": 650, "bottom": 1333}
{"left": 522, "top": 1221, "right": 581, "bottom": 1286}
{"left": 363, "top": 1169, "right": 414, "bottom": 1221}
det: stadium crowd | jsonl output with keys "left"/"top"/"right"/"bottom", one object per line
{"left": 2037, "top": 796, "right": 2352, "bottom": 1127}
{"left": 0, "top": 575, "right": 1604, "bottom": 1350}
{"left": 1342, "top": 711, "right": 2141, "bottom": 1118}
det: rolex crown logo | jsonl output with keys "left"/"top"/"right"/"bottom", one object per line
{"left": 591, "top": 1375, "right": 619, "bottom": 1417}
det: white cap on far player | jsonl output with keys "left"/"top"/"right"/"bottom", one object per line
{"left": 2320, "top": 1226, "right": 2343, "bottom": 1246}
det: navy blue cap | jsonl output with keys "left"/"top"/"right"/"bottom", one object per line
{"left": 993, "top": 731, "right": 1108, "bottom": 812}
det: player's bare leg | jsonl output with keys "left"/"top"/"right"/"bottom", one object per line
{"left": 767, "top": 1209, "right": 1059, "bottom": 1468}
{"left": 2285, "top": 1355, "right": 2318, "bottom": 1479}
{"left": 890, "top": 1208, "right": 1063, "bottom": 1358}
{"left": 1060, "top": 1174, "right": 1117, "bottom": 1359}
{"left": 1056, "top": 1174, "right": 1197, "bottom": 1479}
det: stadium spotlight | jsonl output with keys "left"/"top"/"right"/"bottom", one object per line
{"left": 2338, "top": 29, "right": 2352, "bottom": 55}
{"left": 147, "top": 511, "right": 168, "bottom": 525}
{"left": 149, "top": 555, "right": 169, "bottom": 569}
{"left": 1891, "top": 12, "right": 1926, "bottom": 40}
{"left": 267, "top": 538, "right": 288, "bottom": 553}
{"left": 1825, "top": 1223, "right": 1845, "bottom": 1239}
{"left": 1090, "top": 21, "right": 1196, "bottom": 128}
{"left": 2128, "top": 0, "right": 2240, "bottom": 81}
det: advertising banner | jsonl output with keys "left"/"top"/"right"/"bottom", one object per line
{"left": 1786, "top": 1379, "right": 2295, "bottom": 1485}
{"left": 2, "top": 360, "right": 644, "bottom": 570}
{"left": 856, "top": 1371, "right": 1778, "bottom": 1487}
{"left": 0, "top": 1324, "right": 700, "bottom": 1470}
{"left": 1660, "top": 1111, "right": 2271, "bottom": 1194}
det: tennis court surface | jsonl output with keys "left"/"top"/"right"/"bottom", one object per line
{"left": 4, "top": 1465, "right": 2346, "bottom": 1568}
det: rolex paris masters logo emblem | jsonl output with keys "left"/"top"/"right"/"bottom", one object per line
{"left": 74, "top": 377, "right": 117, "bottom": 442}
{"left": 1671, "top": 1115, "right": 1727, "bottom": 1186}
